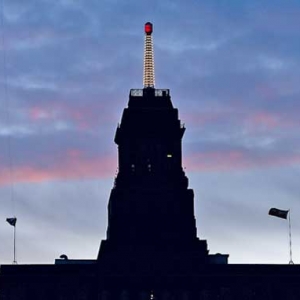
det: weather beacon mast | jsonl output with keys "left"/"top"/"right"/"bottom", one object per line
{"left": 143, "top": 22, "right": 155, "bottom": 88}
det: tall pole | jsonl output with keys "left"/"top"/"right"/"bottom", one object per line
{"left": 6, "top": 217, "right": 17, "bottom": 264}
{"left": 143, "top": 22, "right": 155, "bottom": 88}
{"left": 288, "top": 210, "right": 293, "bottom": 264}
{"left": 13, "top": 223, "right": 16, "bottom": 264}
{"left": 268, "top": 208, "right": 294, "bottom": 264}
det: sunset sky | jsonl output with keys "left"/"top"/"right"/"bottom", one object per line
{"left": 0, "top": 0, "right": 300, "bottom": 264}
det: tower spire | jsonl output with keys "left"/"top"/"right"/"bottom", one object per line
{"left": 143, "top": 22, "right": 155, "bottom": 88}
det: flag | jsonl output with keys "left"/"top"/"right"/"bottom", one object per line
{"left": 6, "top": 217, "right": 17, "bottom": 227}
{"left": 268, "top": 208, "right": 289, "bottom": 220}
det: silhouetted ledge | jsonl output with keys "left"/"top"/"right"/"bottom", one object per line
{"left": 54, "top": 259, "right": 96, "bottom": 265}
{"left": 1, "top": 263, "right": 300, "bottom": 299}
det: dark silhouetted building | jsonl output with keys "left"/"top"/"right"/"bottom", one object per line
{"left": 1, "top": 22, "right": 300, "bottom": 300}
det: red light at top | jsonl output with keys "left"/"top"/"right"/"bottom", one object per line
{"left": 145, "top": 22, "right": 153, "bottom": 35}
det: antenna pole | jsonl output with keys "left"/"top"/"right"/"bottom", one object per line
{"left": 143, "top": 22, "right": 155, "bottom": 88}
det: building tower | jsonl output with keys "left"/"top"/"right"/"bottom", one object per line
{"left": 98, "top": 23, "right": 225, "bottom": 273}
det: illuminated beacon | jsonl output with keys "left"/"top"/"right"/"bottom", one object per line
{"left": 143, "top": 22, "right": 155, "bottom": 88}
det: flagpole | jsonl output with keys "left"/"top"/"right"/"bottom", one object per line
{"left": 288, "top": 210, "right": 293, "bottom": 264}
{"left": 13, "top": 222, "right": 17, "bottom": 264}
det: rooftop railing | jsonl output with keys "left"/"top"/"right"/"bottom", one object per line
{"left": 130, "top": 89, "right": 170, "bottom": 97}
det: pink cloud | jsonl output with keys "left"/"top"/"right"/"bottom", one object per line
{"left": 65, "top": 105, "right": 98, "bottom": 130}
{"left": 67, "top": 149, "right": 82, "bottom": 159}
{"left": 247, "top": 112, "right": 280, "bottom": 129}
{"left": 245, "top": 111, "right": 300, "bottom": 132}
{"left": 29, "top": 107, "right": 54, "bottom": 120}
{"left": 5, "top": 27, "right": 70, "bottom": 50}
{"left": 182, "top": 111, "right": 231, "bottom": 126}
{"left": 255, "top": 84, "right": 277, "bottom": 101}
{"left": 184, "top": 150, "right": 300, "bottom": 172}
{"left": 183, "top": 108, "right": 298, "bottom": 133}
{"left": 0, "top": 150, "right": 117, "bottom": 186}
{"left": 184, "top": 151, "right": 251, "bottom": 172}
{"left": 28, "top": 101, "right": 110, "bottom": 130}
